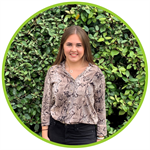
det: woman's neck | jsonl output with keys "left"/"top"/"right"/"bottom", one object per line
{"left": 65, "top": 59, "right": 88, "bottom": 70}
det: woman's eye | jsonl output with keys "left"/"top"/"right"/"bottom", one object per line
{"left": 67, "top": 43, "right": 72, "bottom": 46}
{"left": 77, "top": 44, "right": 82, "bottom": 47}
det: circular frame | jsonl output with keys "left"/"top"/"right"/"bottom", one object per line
{"left": 2, "top": 1, "right": 148, "bottom": 148}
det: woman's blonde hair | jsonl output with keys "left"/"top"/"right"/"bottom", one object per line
{"left": 53, "top": 25, "right": 94, "bottom": 65}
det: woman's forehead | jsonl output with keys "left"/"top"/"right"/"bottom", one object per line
{"left": 65, "top": 34, "right": 82, "bottom": 43}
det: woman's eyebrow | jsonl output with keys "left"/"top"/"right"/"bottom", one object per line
{"left": 66, "top": 42, "right": 82, "bottom": 44}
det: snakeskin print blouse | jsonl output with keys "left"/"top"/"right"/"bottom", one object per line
{"left": 41, "top": 61, "right": 107, "bottom": 136}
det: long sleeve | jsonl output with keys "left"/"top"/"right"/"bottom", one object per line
{"left": 41, "top": 68, "right": 53, "bottom": 126}
{"left": 94, "top": 68, "right": 107, "bottom": 137}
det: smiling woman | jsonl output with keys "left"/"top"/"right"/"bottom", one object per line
{"left": 41, "top": 25, "right": 107, "bottom": 145}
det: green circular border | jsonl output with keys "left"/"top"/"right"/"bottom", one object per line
{"left": 2, "top": 1, "right": 148, "bottom": 148}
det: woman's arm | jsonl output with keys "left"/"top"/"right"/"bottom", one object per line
{"left": 94, "top": 68, "right": 107, "bottom": 139}
{"left": 41, "top": 68, "right": 53, "bottom": 141}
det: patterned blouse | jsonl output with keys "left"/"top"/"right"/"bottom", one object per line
{"left": 41, "top": 61, "right": 107, "bottom": 136}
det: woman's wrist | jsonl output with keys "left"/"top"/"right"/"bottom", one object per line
{"left": 97, "top": 136, "right": 104, "bottom": 140}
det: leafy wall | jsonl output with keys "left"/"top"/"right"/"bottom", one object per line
{"left": 4, "top": 4, "right": 146, "bottom": 137}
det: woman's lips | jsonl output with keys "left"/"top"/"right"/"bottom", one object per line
{"left": 70, "top": 54, "right": 78, "bottom": 57}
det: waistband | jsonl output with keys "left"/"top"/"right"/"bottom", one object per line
{"left": 50, "top": 116, "right": 96, "bottom": 128}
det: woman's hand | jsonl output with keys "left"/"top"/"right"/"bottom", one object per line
{"left": 43, "top": 136, "right": 50, "bottom": 141}
{"left": 97, "top": 139, "right": 102, "bottom": 142}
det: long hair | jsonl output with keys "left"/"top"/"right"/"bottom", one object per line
{"left": 52, "top": 25, "right": 94, "bottom": 65}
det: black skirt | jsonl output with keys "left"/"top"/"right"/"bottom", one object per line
{"left": 48, "top": 116, "right": 97, "bottom": 145}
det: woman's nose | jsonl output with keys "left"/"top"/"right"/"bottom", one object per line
{"left": 71, "top": 45, "right": 77, "bottom": 51}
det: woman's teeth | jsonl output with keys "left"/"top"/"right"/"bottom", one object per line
{"left": 70, "top": 54, "right": 78, "bottom": 56}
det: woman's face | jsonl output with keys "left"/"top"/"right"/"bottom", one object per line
{"left": 63, "top": 34, "right": 84, "bottom": 63}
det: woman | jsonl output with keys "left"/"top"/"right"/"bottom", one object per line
{"left": 41, "top": 25, "right": 107, "bottom": 145}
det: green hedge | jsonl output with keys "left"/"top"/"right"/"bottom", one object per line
{"left": 4, "top": 4, "right": 145, "bottom": 137}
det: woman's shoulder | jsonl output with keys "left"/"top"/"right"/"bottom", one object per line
{"left": 90, "top": 63, "right": 103, "bottom": 74}
{"left": 47, "top": 62, "right": 64, "bottom": 74}
{"left": 89, "top": 64, "right": 105, "bottom": 82}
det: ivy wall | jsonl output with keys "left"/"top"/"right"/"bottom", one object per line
{"left": 4, "top": 4, "right": 146, "bottom": 137}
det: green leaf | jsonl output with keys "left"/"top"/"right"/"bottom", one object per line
{"left": 126, "top": 70, "right": 130, "bottom": 77}
{"left": 88, "top": 12, "right": 93, "bottom": 18}
{"left": 44, "top": 60, "right": 49, "bottom": 64}
{"left": 23, "top": 107, "right": 27, "bottom": 110}
{"left": 119, "top": 110, "right": 126, "bottom": 115}
{"left": 34, "top": 124, "right": 39, "bottom": 131}
{"left": 121, "top": 40, "right": 127, "bottom": 43}
{"left": 87, "top": 19, "right": 92, "bottom": 25}
{"left": 113, "top": 102, "right": 117, "bottom": 107}
{"left": 13, "top": 88, "right": 17, "bottom": 95}
{"left": 25, "top": 94, "right": 32, "bottom": 99}
{"left": 21, "top": 41, "right": 27, "bottom": 46}
{"left": 5, "top": 71, "right": 9, "bottom": 76}
{"left": 83, "top": 26, "right": 89, "bottom": 32}
{"left": 112, "top": 67, "right": 118, "bottom": 73}
{"left": 129, "top": 77, "right": 138, "bottom": 82}
{"left": 94, "top": 53, "right": 100, "bottom": 59}
{"left": 98, "top": 37, "right": 104, "bottom": 42}
{"left": 108, "top": 107, "right": 113, "bottom": 115}
{"left": 119, "top": 67, "right": 126, "bottom": 72}
{"left": 36, "top": 18, "right": 41, "bottom": 24}
{"left": 110, "top": 96, "right": 115, "bottom": 100}
{"left": 99, "top": 58, "right": 104, "bottom": 64}
{"left": 46, "top": 47, "right": 51, "bottom": 54}
{"left": 110, "top": 50, "right": 119, "bottom": 57}
{"left": 25, "top": 114, "right": 31, "bottom": 120}
{"left": 103, "top": 32, "right": 107, "bottom": 37}
{"left": 111, "top": 38, "right": 117, "bottom": 43}
{"left": 64, "top": 15, "right": 71, "bottom": 22}
{"left": 105, "top": 37, "right": 112, "bottom": 40}
{"left": 116, "top": 72, "right": 122, "bottom": 77}
{"left": 88, "top": 34, "right": 93, "bottom": 39}
{"left": 106, "top": 82, "right": 112, "bottom": 84}
{"left": 128, "top": 95, "right": 134, "bottom": 100}
{"left": 113, "top": 17, "right": 119, "bottom": 21}
{"left": 141, "top": 63, "right": 145, "bottom": 67}
{"left": 65, "top": 10, "right": 70, "bottom": 14}
{"left": 85, "top": 9, "right": 90, "bottom": 14}
{"left": 56, "top": 9, "right": 60, "bottom": 14}
{"left": 92, "top": 18, "right": 97, "bottom": 23}
{"left": 21, "top": 98, "right": 28, "bottom": 104}
{"left": 33, "top": 110, "right": 36, "bottom": 116}
{"left": 125, "top": 90, "right": 130, "bottom": 95}
{"left": 122, "top": 105, "right": 128, "bottom": 112}
{"left": 97, "top": 9, "right": 103, "bottom": 14}
{"left": 17, "top": 104, "right": 23, "bottom": 108}
{"left": 108, "top": 85, "right": 115, "bottom": 89}
{"left": 99, "top": 18, "right": 106, "bottom": 21}
{"left": 122, "top": 76, "right": 128, "bottom": 82}
{"left": 105, "top": 41, "right": 110, "bottom": 45}
{"left": 95, "top": 26, "right": 99, "bottom": 31}
{"left": 58, "top": 24, "right": 65, "bottom": 29}
{"left": 127, "top": 64, "right": 132, "bottom": 69}
{"left": 100, "top": 26, "right": 106, "bottom": 33}
{"left": 127, "top": 101, "right": 132, "bottom": 106}
{"left": 129, "top": 51, "right": 134, "bottom": 57}
{"left": 81, "top": 13, "right": 87, "bottom": 22}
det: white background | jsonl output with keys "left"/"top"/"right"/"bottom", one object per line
{"left": 0, "top": 0, "right": 150, "bottom": 150}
